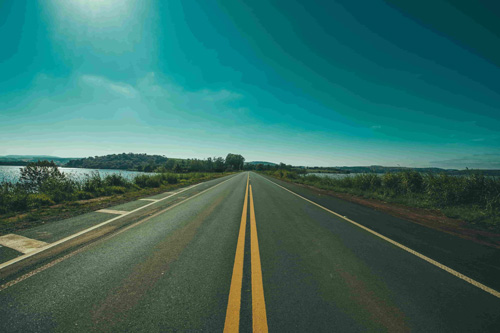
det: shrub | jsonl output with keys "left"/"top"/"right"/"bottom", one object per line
{"left": 166, "top": 174, "right": 178, "bottom": 184}
{"left": 19, "top": 160, "right": 66, "bottom": 193}
{"left": 401, "top": 171, "right": 424, "bottom": 194}
{"left": 352, "top": 174, "right": 381, "bottom": 191}
{"left": 0, "top": 182, "right": 28, "bottom": 214}
{"left": 82, "top": 171, "right": 104, "bottom": 194}
{"left": 104, "top": 174, "right": 129, "bottom": 187}
{"left": 382, "top": 173, "right": 402, "bottom": 193}
{"left": 40, "top": 176, "right": 77, "bottom": 203}
{"left": 75, "top": 191, "right": 94, "bottom": 200}
{"left": 108, "top": 186, "right": 127, "bottom": 194}
{"left": 303, "top": 174, "right": 322, "bottom": 184}
{"left": 134, "top": 174, "right": 162, "bottom": 188}
{"left": 27, "top": 193, "right": 55, "bottom": 208}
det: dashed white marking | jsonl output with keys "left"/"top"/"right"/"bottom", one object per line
{"left": 0, "top": 234, "right": 49, "bottom": 254}
{"left": 0, "top": 175, "right": 238, "bottom": 272}
{"left": 97, "top": 209, "right": 129, "bottom": 215}
{"left": 0, "top": 173, "right": 244, "bottom": 291}
{"left": 139, "top": 198, "right": 159, "bottom": 202}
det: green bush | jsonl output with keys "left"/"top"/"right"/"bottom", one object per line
{"left": 134, "top": 174, "right": 162, "bottom": 188}
{"left": 401, "top": 171, "right": 424, "bottom": 193}
{"left": 352, "top": 174, "right": 381, "bottom": 191}
{"left": 104, "top": 174, "right": 129, "bottom": 187}
{"left": 382, "top": 173, "right": 402, "bottom": 193}
{"left": 19, "top": 160, "right": 66, "bottom": 193}
{"left": 27, "top": 193, "right": 55, "bottom": 208}
{"left": 75, "top": 191, "right": 94, "bottom": 200}
{"left": 166, "top": 174, "right": 178, "bottom": 184}
{"left": 108, "top": 186, "right": 127, "bottom": 194}
{"left": 0, "top": 170, "right": 224, "bottom": 216}
{"left": 0, "top": 182, "right": 28, "bottom": 214}
{"left": 82, "top": 172, "right": 104, "bottom": 194}
{"left": 41, "top": 177, "right": 76, "bottom": 203}
{"left": 266, "top": 169, "right": 500, "bottom": 230}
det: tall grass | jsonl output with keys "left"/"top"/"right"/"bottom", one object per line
{"left": 268, "top": 170, "right": 500, "bottom": 230}
{"left": 0, "top": 171, "right": 218, "bottom": 215}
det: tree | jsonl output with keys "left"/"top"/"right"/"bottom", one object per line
{"left": 173, "top": 162, "right": 183, "bottom": 173}
{"left": 214, "top": 157, "right": 225, "bottom": 172}
{"left": 225, "top": 154, "right": 245, "bottom": 171}
{"left": 20, "top": 160, "right": 66, "bottom": 192}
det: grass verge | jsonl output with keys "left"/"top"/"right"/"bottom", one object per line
{"left": 0, "top": 172, "right": 230, "bottom": 235}
{"left": 264, "top": 170, "right": 500, "bottom": 247}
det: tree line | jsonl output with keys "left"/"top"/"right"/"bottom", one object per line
{"left": 65, "top": 153, "right": 245, "bottom": 172}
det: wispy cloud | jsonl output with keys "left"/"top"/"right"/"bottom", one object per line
{"left": 135, "top": 72, "right": 242, "bottom": 104}
{"left": 198, "top": 89, "right": 242, "bottom": 102}
{"left": 80, "top": 75, "right": 138, "bottom": 98}
{"left": 76, "top": 72, "right": 246, "bottom": 126}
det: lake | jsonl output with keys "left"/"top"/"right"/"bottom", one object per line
{"left": 0, "top": 165, "right": 151, "bottom": 183}
{"left": 305, "top": 172, "right": 366, "bottom": 179}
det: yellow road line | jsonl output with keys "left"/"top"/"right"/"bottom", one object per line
{"left": 261, "top": 175, "right": 500, "bottom": 299}
{"left": 249, "top": 185, "right": 269, "bottom": 332}
{"left": 224, "top": 173, "right": 249, "bottom": 333}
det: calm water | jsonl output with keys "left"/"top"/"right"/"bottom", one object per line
{"left": 305, "top": 172, "right": 366, "bottom": 179}
{"left": 0, "top": 165, "right": 150, "bottom": 183}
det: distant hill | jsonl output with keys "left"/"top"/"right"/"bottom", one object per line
{"left": 332, "top": 165, "right": 500, "bottom": 176}
{"left": 0, "top": 155, "right": 79, "bottom": 166}
{"left": 246, "top": 161, "right": 277, "bottom": 166}
{"left": 335, "top": 166, "right": 450, "bottom": 174}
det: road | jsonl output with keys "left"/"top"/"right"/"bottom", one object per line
{"left": 0, "top": 172, "right": 499, "bottom": 331}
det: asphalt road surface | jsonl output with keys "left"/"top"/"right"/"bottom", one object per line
{"left": 1, "top": 172, "right": 499, "bottom": 332}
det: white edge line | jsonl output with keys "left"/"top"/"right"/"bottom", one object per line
{"left": 259, "top": 173, "right": 500, "bottom": 299}
{"left": 0, "top": 175, "right": 237, "bottom": 271}
{"left": 0, "top": 174, "right": 243, "bottom": 291}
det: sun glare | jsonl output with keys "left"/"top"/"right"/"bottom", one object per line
{"left": 52, "top": 0, "right": 135, "bottom": 27}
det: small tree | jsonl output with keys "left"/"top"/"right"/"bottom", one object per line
{"left": 225, "top": 154, "right": 245, "bottom": 171}
{"left": 20, "top": 160, "right": 66, "bottom": 192}
{"left": 173, "top": 162, "right": 183, "bottom": 173}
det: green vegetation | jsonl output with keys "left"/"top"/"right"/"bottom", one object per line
{"left": 244, "top": 162, "right": 298, "bottom": 172}
{"left": 1, "top": 152, "right": 247, "bottom": 221}
{"left": 266, "top": 169, "right": 500, "bottom": 231}
{"left": 64, "top": 153, "right": 245, "bottom": 173}
{"left": 304, "top": 167, "right": 346, "bottom": 174}
{"left": 65, "top": 153, "right": 169, "bottom": 171}
{"left": 0, "top": 161, "right": 230, "bottom": 219}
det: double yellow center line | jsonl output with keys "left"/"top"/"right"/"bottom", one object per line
{"left": 224, "top": 173, "right": 268, "bottom": 332}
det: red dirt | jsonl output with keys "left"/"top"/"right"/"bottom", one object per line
{"left": 292, "top": 181, "right": 500, "bottom": 249}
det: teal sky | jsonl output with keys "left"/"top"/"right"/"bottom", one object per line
{"left": 1, "top": 0, "right": 499, "bottom": 168}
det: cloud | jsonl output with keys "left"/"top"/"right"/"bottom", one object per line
{"left": 80, "top": 75, "right": 138, "bottom": 98}
{"left": 371, "top": 125, "right": 382, "bottom": 130}
{"left": 76, "top": 72, "right": 246, "bottom": 126}
{"left": 198, "top": 89, "right": 242, "bottom": 102}
{"left": 136, "top": 72, "right": 242, "bottom": 104}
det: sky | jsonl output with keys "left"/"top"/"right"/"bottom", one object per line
{"left": 1, "top": 0, "right": 499, "bottom": 169}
